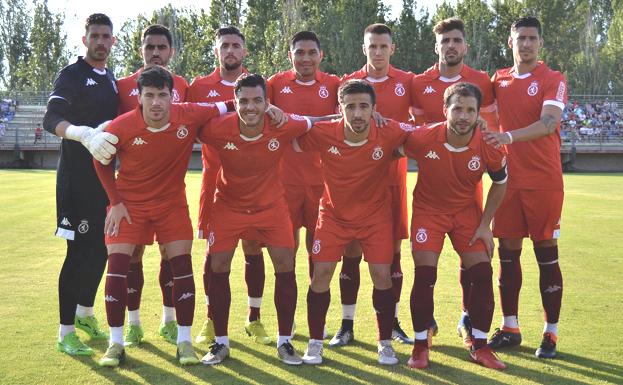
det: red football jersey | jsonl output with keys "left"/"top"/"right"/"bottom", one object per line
{"left": 402, "top": 122, "right": 507, "bottom": 214}
{"left": 117, "top": 69, "right": 189, "bottom": 114}
{"left": 341, "top": 65, "right": 413, "bottom": 186}
{"left": 198, "top": 113, "right": 311, "bottom": 211}
{"left": 411, "top": 63, "right": 496, "bottom": 126}
{"left": 267, "top": 70, "right": 340, "bottom": 186}
{"left": 187, "top": 68, "right": 247, "bottom": 103}
{"left": 104, "top": 102, "right": 227, "bottom": 204}
{"left": 294, "top": 119, "right": 413, "bottom": 224}
{"left": 493, "top": 62, "right": 567, "bottom": 190}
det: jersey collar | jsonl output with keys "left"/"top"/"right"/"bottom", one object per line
{"left": 436, "top": 121, "right": 480, "bottom": 151}
{"left": 337, "top": 118, "right": 378, "bottom": 145}
{"left": 285, "top": 69, "right": 324, "bottom": 83}
{"left": 354, "top": 64, "right": 398, "bottom": 80}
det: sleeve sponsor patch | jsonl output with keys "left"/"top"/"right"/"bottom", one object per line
{"left": 556, "top": 81, "right": 566, "bottom": 102}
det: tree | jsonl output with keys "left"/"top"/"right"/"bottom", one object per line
{"left": 243, "top": 0, "right": 290, "bottom": 75}
{"left": 393, "top": 0, "right": 435, "bottom": 74}
{"left": 0, "top": 0, "right": 31, "bottom": 90}
{"left": 24, "top": 0, "right": 69, "bottom": 91}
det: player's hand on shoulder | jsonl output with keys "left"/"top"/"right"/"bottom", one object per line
{"left": 89, "top": 121, "right": 118, "bottom": 165}
{"left": 266, "top": 104, "right": 288, "bottom": 128}
{"left": 477, "top": 116, "right": 488, "bottom": 132}
{"left": 483, "top": 131, "right": 511, "bottom": 148}
{"left": 372, "top": 111, "right": 389, "bottom": 127}
{"left": 105, "top": 202, "right": 132, "bottom": 237}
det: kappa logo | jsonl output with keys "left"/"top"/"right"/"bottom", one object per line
{"left": 395, "top": 82, "right": 406, "bottom": 96}
{"left": 165, "top": 280, "right": 174, "bottom": 288}
{"left": 85, "top": 78, "right": 98, "bottom": 86}
{"left": 78, "top": 220, "right": 89, "bottom": 234}
{"left": 208, "top": 231, "right": 215, "bottom": 247}
{"left": 207, "top": 90, "right": 221, "bottom": 98}
{"left": 280, "top": 86, "right": 293, "bottom": 94}
{"left": 129, "top": 88, "right": 139, "bottom": 96}
{"left": 500, "top": 80, "right": 510, "bottom": 88}
{"left": 176, "top": 125, "right": 188, "bottom": 139}
{"left": 544, "top": 285, "right": 562, "bottom": 293}
{"left": 425, "top": 150, "right": 440, "bottom": 159}
{"left": 527, "top": 81, "right": 539, "bottom": 96}
{"left": 372, "top": 146, "right": 384, "bottom": 160}
{"left": 172, "top": 89, "right": 180, "bottom": 102}
{"left": 312, "top": 239, "right": 321, "bottom": 254}
{"left": 391, "top": 271, "right": 403, "bottom": 279}
{"left": 468, "top": 155, "right": 481, "bottom": 171}
{"left": 328, "top": 146, "right": 341, "bottom": 156}
{"left": 178, "top": 292, "right": 194, "bottom": 301}
{"left": 132, "top": 137, "right": 147, "bottom": 146}
{"left": 60, "top": 217, "right": 71, "bottom": 227}
{"left": 290, "top": 113, "right": 306, "bottom": 121}
{"left": 318, "top": 85, "right": 329, "bottom": 99}
{"left": 268, "top": 138, "right": 280, "bottom": 151}
{"left": 415, "top": 228, "right": 428, "bottom": 243}
{"left": 224, "top": 142, "right": 239, "bottom": 150}
{"left": 400, "top": 122, "right": 416, "bottom": 132}
{"left": 423, "top": 85, "right": 436, "bottom": 94}
{"left": 339, "top": 273, "right": 351, "bottom": 280}
{"left": 127, "top": 288, "right": 138, "bottom": 294}
{"left": 556, "top": 81, "right": 566, "bottom": 102}
{"left": 105, "top": 295, "right": 118, "bottom": 302}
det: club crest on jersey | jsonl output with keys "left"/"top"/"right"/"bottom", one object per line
{"left": 318, "top": 86, "right": 329, "bottom": 99}
{"left": 177, "top": 126, "right": 188, "bottom": 139}
{"left": 172, "top": 89, "right": 180, "bottom": 102}
{"left": 468, "top": 155, "right": 481, "bottom": 171}
{"left": 527, "top": 81, "right": 539, "bottom": 96}
{"left": 394, "top": 82, "right": 406, "bottom": 96}
{"left": 372, "top": 146, "right": 384, "bottom": 160}
{"left": 312, "top": 239, "right": 321, "bottom": 254}
{"left": 208, "top": 231, "right": 215, "bottom": 247}
{"left": 415, "top": 228, "right": 427, "bottom": 243}
{"left": 268, "top": 138, "right": 280, "bottom": 151}
{"left": 78, "top": 220, "right": 89, "bottom": 234}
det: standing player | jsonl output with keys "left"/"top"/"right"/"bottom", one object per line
{"left": 411, "top": 17, "right": 496, "bottom": 346}
{"left": 297, "top": 80, "right": 411, "bottom": 365}
{"left": 334, "top": 23, "right": 413, "bottom": 346}
{"left": 43, "top": 13, "right": 119, "bottom": 356}
{"left": 93, "top": 66, "right": 231, "bottom": 367}
{"left": 267, "top": 31, "right": 340, "bottom": 275}
{"left": 404, "top": 83, "right": 507, "bottom": 370}
{"left": 198, "top": 74, "right": 325, "bottom": 366}
{"left": 483, "top": 17, "right": 567, "bottom": 359}
{"left": 188, "top": 27, "right": 272, "bottom": 346}
{"left": 115, "top": 23, "right": 189, "bottom": 347}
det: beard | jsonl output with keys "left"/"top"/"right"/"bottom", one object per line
{"left": 224, "top": 61, "right": 242, "bottom": 71}
{"left": 449, "top": 120, "right": 477, "bottom": 136}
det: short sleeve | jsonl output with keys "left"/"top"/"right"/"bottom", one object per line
{"left": 49, "top": 69, "right": 76, "bottom": 105}
{"left": 283, "top": 113, "right": 312, "bottom": 141}
{"left": 402, "top": 128, "right": 426, "bottom": 159}
{"left": 293, "top": 124, "right": 322, "bottom": 152}
{"left": 104, "top": 118, "right": 127, "bottom": 149}
{"left": 183, "top": 102, "right": 227, "bottom": 125}
{"left": 543, "top": 72, "right": 567, "bottom": 111}
{"left": 479, "top": 77, "right": 496, "bottom": 110}
{"left": 266, "top": 75, "right": 276, "bottom": 101}
{"left": 483, "top": 141, "right": 508, "bottom": 184}
{"left": 197, "top": 119, "right": 214, "bottom": 144}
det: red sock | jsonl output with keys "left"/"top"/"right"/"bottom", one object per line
{"left": 391, "top": 252, "right": 403, "bottom": 303}
{"left": 498, "top": 248, "right": 522, "bottom": 317}
{"left": 275, "top": 271, "right": 297, "bottom": 336}
{"left": 126, "top": 262, "right": 143, "bottom": 311}
{"left": 209, "top": 270, "right": 230, "bottom": 336}
{"left": 202, "top": 253, "right": 213, "bottom": 319}
{"left": 339, "top": 255, "right": 361, "bottom": 305}
{"left": 535, "top": 246, "right": 563, "bottom": 323}
{"left": 459, "top": 263, "right": 470, "bottom": 311}
{"left": 169, "top": 254, "right": 195, "bottom": 327}
{"left": 373, "top": 288, "right": 395, "bottom": 340}
{"left": 245, "top": 253, "right": 265, "bottom": 322}
{"left": 159, "top": 259, "right": 174, "bottom": 307}
{"left": 307, "top": 287, "right": 330, "bottom": 340}
{"left": 410, "top": 266, "right": 437, "bottom": 333}
{"left": 105, "top": 253, "right": 130, "bottom": 327}
{"left": 467, "top": 262, "right": 494, "bottom": 334}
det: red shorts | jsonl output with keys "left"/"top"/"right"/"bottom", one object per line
{"left": 390, "top": 184, "right": 409, "bottom": 240}
{"left": 197, "top": 145, "right": 221, "bottom": 239}
{"left": 283, "top": 184, "right": 324, "bottom": 232}
{"left": 410, "top": 203, "right": 485, "bottom": 254}
{"left": 311, "top": 213, "right": 393, "bottom": 264}
{"left": 493, "top": 189, "right": 563, "bottom": 241}
{"left": 106, "top": 198, "right": 193, "bottom": 245}
{"left": 207, "top": 199, "right": 294, "bottom": 253}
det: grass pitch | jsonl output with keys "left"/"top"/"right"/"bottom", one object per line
{"left": 0, "top": 170, "right": 621, "bottom": 385}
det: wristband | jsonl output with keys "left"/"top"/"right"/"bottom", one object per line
{"left": 505, "top": 131, "right": 513, "bottom": 144}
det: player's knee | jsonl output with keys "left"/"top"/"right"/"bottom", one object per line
{"left": 369, "top": 264, "right": 392, "bottom": 290}
{"left": 241, "top": 239, "right": 262, "bottom": 254}
{"left": 310, "top": 266, "right": 332, "bottom": 291}
{"left": 499, "top": 238, "right": 523, "bottom": 250}
{"left": 534, "top": 239, "right": 557, "bottom": 248}
{"left": 209, "top": 254, "right": 232, "bottom": 273}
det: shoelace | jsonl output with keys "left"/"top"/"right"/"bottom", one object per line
{"left": 210, "top": 343, "right": 224, "bottom": 355}
{"left": 282, "top": 342, "right": 295, "bottom": 355}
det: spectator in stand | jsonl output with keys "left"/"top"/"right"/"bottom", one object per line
{"left": 34, "top": 124, "right": 43, "bottom": 144}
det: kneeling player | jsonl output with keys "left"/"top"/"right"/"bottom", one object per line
{"left": 93, "top": 66, "right": 231, "bottom": 367}
{"left": 296, "top": 80, "right": 412, "bottom": 365}
{"left": 402, "top": 83, "right": 508, "bottom": 370}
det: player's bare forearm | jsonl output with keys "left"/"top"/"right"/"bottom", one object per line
{"left": 308, "top": 114, "right": 340, "bottom": 124}
{"left": 483, "top": 104, "right": 562, "bottom": 146}
{"left": 480, "top": 181, "right": 507, "bottom": 227}
{"left": 53, "top": 121, "right": 72, "bottom": 138}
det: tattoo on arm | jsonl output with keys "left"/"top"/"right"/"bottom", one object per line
{"left": 540, "top": 114, "right": 557, "bottom": 133}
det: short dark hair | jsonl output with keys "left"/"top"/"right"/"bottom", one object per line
{"left": 433, "top": 17, "right": 466, "bottom": 38}
{"left": 444, "top": 82, "right": 482, "bottom": 111}
{"left": 142, "top": 24, "right": 172, "bottom": 46}
{"left": 338, "top": 80, "right": 376, "bottom": 106}
{"left": 85, "top": 13, "right": 113, "bottom": 34}
{"left": 215, "top": 26, "right": 245, "bottom": 43}
{"left": 511, "top": 16, "right": 542, "bottom": 37}
{"left": 364, "top": 23, "right": 392, "bottom": 37}
{"left": 290, "top": 31, "right": 321, "bottom": 51}
{"left": 137, "top": 65, "right": 173, "bottom": 94}
{"left": 234, "top": 73, "right": 266, "bottom": 98}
